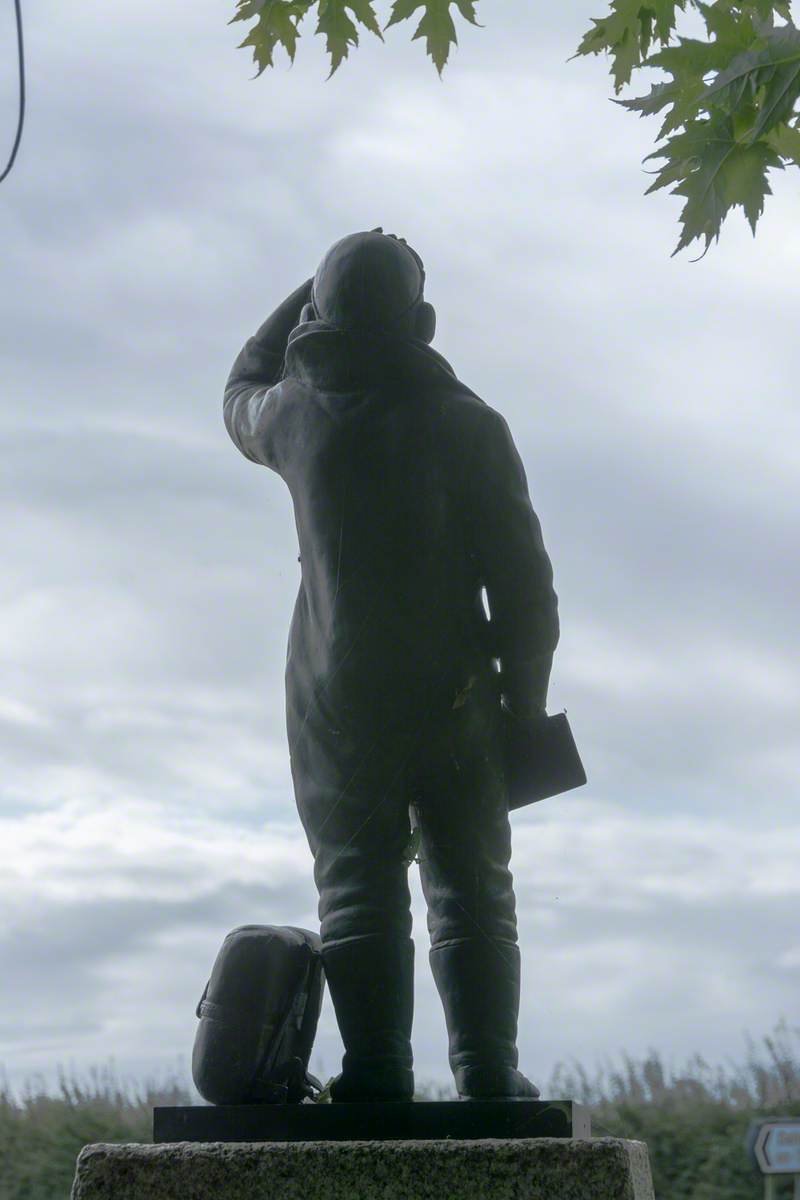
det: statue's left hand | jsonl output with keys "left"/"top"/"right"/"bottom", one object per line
{"left": 284, "top": 277, "right": 313, "bottom": 313}
{"left": 258, "top": 279, "right": 314, "bottom": 350}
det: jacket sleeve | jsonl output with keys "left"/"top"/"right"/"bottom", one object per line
{"left": 223, "top": 279, "right": 312, "bottom": 468}
{"left": 469, "top": 408, "right": 559, "bottom": 717}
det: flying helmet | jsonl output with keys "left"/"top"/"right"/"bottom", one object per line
{"left": 306, "top": 229, "right": 436, "bottom": 343}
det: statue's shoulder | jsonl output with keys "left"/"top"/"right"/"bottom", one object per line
{"left": 437, "top": 376, "right": 501, "bottom": 427}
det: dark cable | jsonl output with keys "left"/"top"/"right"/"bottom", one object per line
{"left": 1, "top": 0, "right": 25, "bottom": 183}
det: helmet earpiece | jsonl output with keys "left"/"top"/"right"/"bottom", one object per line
{"left": 414, "top": 301, "right": 436, "bottom": 345}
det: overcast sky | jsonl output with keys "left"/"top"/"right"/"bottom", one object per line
{"left": 1, "top": 1, "right": 798, "bottom": 1098}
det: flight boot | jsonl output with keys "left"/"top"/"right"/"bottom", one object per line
{"left": 321, "top": 933, "right": 415, "bottom": 1102}
{"left": 429, "top": 937, "right": 540, "bottom": 1100}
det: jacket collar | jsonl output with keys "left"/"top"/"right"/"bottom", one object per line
{"left": 283, "top": 321, "right": 459, "bottom": 393}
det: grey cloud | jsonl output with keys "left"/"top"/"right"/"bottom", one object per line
{"left": 1, "top": 0, "right": 797, "bottom": 1087}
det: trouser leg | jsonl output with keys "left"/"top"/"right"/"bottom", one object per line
{"left": 312, "top": 814, "right": 415, "bottom": 1101}
{"left": 413, "top": 672, "right": 539, "bottom": 1098}
{"left": 289, "top": 710, "right": 417, "bottom": 1100}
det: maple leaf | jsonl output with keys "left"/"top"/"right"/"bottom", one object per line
{"left": 616, "top": 75, "right": 707, "bottom": 138}
{"left": 231, "top": 0, "right": 314, "bottom": 74}
{"left": 644, "top": 113, "right": 783, "bottom": 256}
{"left": 766, "top": 118, "right": 800, "bottom": 164}
{"left": 750, "top": 0, "right": 793, "bottom": 20}
{"left": 386, "top": 0, "right": 480, "bottom": 76}
{"left": 695, "top": 1, "right": 759, "bottom": 53}
{"left": 617, "top": 28, "right": 743, "bottom": 139}
{"left": 648, "top": 0, "right": 685, "bottom": 42}
{"left": 645, "top": 34, "right": 736, "bottom": 82}
{"left": 572, "top": 0, "right": 686, "bottom": 94}
{"left": 315, "top": 0, "right": 383, "bottom": 76}
{"left": 572, "top": 0, "right": 798, "bottom": 253}
{"left": 700, "top": 24, "right": 800, "bottom": 142}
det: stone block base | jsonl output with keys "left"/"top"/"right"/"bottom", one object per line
{"left": 71, "top": 1138, "right": 655, "bottom": 1200}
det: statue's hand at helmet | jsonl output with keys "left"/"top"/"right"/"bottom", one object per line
{"left": 264, "top": 277, "right": 314, "bottom": 343}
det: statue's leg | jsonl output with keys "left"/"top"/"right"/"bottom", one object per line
{"left": 288, "top": 710, "right": 416, "bottom": 1101}
{"left": 413, "top": 673, "right": 540, "bottom": 1099}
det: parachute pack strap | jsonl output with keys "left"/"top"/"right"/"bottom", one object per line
{"left": 291, "top": 980, "right": 311, "bottom": 1029}
{"left": 251, "top": 950, "right": 318, "bottom": 1101}
{"left": 194, "top": 982, "right": 209, "bottom": 1019}
{"left": 1, "top": 0, "right": 25, "bottom": 183}
{"left": 197, "top": 997, "right": 226, "bottom": 1022}
{"left": 262, "top": 1056, "right": 322, "bottom": 1103}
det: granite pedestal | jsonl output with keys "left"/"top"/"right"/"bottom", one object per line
{"left": 71, "top": 1137, "right": 655, "bottom": 1200}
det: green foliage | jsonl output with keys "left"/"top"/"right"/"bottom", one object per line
{"left": 549, "top": 1020, "right": 800, "bottom": 1200}
{"left": 0, "top": 1067, "right": 191, "bottom": 1200}
{"left": 386, "top": 0, "right": 480, "bottom": 74}
{"left": 229, "top": 2, "right": 799, "bottom": 257}
{"left": 315, "top": 1, "right": 384, "bottom": 76}
{"left": 231, "top": 0, "right": 384, "bottom": 76}
{"left": 231, "top": 1, "right": 315, "bottom": 73}
{"left": 643, "top": 111, "right": 784, "bottom": 255}
{"left": 231, "top": 0, "right": 477, "bottom": 76}
{"left": 574, "top": 1, "right": 690, "bottom": 92}
{"left": 2, "top": 1023, "right": 799, "bottom": 1200}
{"left": 575, "top": 1, "right": 800, "bottom": 256}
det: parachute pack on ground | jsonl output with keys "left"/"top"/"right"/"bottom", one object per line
{"left": 192, "top": 925, "right": 325, "bottom": 1105}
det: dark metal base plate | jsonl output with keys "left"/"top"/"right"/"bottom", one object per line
{"left": 153, "top": 1099, "right": 590, "bottom": 1144}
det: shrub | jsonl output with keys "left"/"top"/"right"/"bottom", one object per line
{"left": 1, "top": 1021, "right": 798, "bottom": 1200}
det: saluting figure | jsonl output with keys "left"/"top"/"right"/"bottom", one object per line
{"left": 224, "top": 229, "right": 559, "bottom": 1102}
